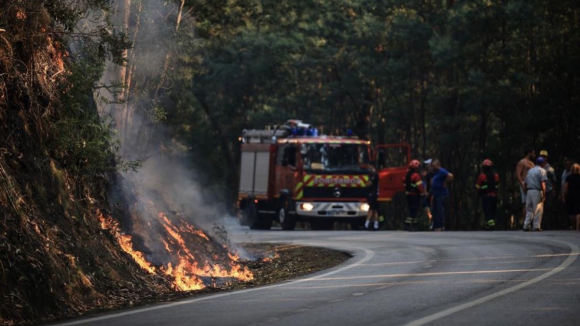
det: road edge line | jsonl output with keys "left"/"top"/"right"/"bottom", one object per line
{"left": 53, "top": 245, "right": 375, "bottom": 325}
{"left": 402, "top": 239, "right": 579, "bottom": 326}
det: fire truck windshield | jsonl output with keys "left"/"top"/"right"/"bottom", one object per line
{"left": 301, "top": 143, "right": 370, "bottom": 172}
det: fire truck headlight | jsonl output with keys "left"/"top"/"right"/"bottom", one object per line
{"left": 300, "top": 203, "right": 314, "bottom": 211}
{"left": 360, "top": 203, "right": 370, "bottom": 212}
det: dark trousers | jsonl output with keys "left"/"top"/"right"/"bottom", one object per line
{"left": 481, "top": 196, "right": 498, "bottom": 222}
{"left": 432, "top": 195, "right": 448, "bottom": 229}
{"left": 541, "top": 191, "right": 555, "bottom": 230}
{"left": 406, "top": 195, "right": 421, "bottom": 219}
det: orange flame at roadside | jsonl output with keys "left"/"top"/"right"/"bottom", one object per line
{"left": 96, "top": 209, "right": 254, "bottom": 291}
{"left": 164, "top": 259, "right": 205, "bottom": 291}
{"left": 118, "top": 234, "right": 156, "bottom": 274}
{"left": 158, "top": 212, "right": 253, "bottom": 288}
{"left": 97, "top": 210, "right": 156, "bottom": 274}
{"left": 262, "top": 252, "right": 281, "bottom": 262}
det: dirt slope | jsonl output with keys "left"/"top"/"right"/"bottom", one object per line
{"left": 0, "top": 5, "right": 350, "bottom": 325}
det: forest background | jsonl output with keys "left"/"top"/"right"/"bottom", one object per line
{"left": 1, "top": 0, "right": 579, "bottom": 324}
{"left": 1, "top": 0, "right": 580, "bottom": 232}
{"left": 108, "top": 0, "right": 579, "bottom": 230}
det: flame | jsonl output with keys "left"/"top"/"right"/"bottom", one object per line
{"left": 97, "top": 210, "right": 156, "bottom": 274}
{"left": 164, "top": 259, "right": 205, "bottom": 291}
{"left": 228, "top": 252, "right": 239, "bottom": 262}
{"left": 118, "top": 234, "right": 156, "bottom": 274}
{"left": 180, "top": 222, "right": 210, "bottom": 241}
{"left": 227, "top": 261, "right": 254, "bottom": 280}
{"left": 97, "top": 209, "right": 254, "bottom": 291}
{"left": 162, "top": 240, "right": 172, "bottom": 253}
{"left": 262, "top": 252, "right": 281, "bottom": 262}
{"left": 159, "top": 213, "right": 195, "bottom": 259}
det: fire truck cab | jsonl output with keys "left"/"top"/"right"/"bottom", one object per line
{"left": 237, "top": 120, "right": 410, "bottom": 230}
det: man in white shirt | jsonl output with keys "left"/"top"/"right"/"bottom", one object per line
{"left": 523, "top": 157, "right": 548, "bottom": 231}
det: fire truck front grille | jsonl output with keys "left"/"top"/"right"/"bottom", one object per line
{"left": 303, "top": 187, "right": 369, "bottom": 199}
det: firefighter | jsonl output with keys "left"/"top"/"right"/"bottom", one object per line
{"left": 404, "top": 159, "right": 426, "bottom": 231}
{"left": 422, "top": 158, "right": 434, "bottom": 229}
{"left": 365, "top": 166, "right": 380, "bottom": 230}
{"left": 476, "top": 159, "right": 500, "bottom": 230}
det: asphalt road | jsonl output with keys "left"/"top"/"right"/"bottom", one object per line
{"left": 56, "top": 226, "right": 580, "bottom": 326}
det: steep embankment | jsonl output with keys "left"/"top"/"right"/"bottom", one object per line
{"left": 0, "top": 4, "right": 176, "bottom": 324}
{"left": 0, "top": 3, "right": 248, "bottom": 325}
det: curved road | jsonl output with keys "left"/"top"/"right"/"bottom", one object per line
{"left": 56, "top": 227, "right": 580, "bottom": 326}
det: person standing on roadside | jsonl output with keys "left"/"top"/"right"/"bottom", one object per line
{"left": 523, "top": 157, "right": 548, "bottom": 231}
{"left": 562, "top": 163, "right": 580, "bottom": 230}
{"left": 538, "top": 150, "right": 556, "bottom": 230}
{"left": 404, "top": 160, "right": 426, "bottom": 231}
{"left": 516, "top": 148, "right": 536, "bottom": 226}
{"left": 422, "top": 158, "right": 434, "bottom": 229}
{"left": 365, "top": 166, "right": 380, "bottom": 230}
{"left": 559, "top": 158, "right": 573, "bottom": 229}
{"left": 476, "top": 159, "right": 500, "bottom": 230}
{"left": 430, "top": 159, "right": 453, "bottom": 231}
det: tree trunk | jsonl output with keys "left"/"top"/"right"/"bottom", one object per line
{"left": 420, "top": 78, "right": 428, "bottom": 158}
{"left": 155, "top": 0, "right": 186, "bottom": 99}
{"left": 122, "top": 1, "right": 142, "bottom": 155}
{"left": 115, "top": 0, "right": 130, "bottom": 153}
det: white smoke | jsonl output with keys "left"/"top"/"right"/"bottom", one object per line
{"left": 96, "top": 0, "right": 239, "bottom": 243}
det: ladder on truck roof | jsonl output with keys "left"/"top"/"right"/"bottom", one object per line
{"left": 242, "top": 120, "right": 317, "bottom": 144}
{"left": 241, "top": 129, "right": 286, "bottom": 144}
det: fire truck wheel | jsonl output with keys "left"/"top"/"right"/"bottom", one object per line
{"left": 278, "top": 198, "right": 296, "bottom": 230}
{"left": 311, "top": 220, "right": 335, "bottom": 230}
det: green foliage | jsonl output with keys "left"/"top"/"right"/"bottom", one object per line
{"left": 123, "top": 0, "right": 579, "bottom": 229}
{"left": 51, "top": 37, "right": 140, "bottom": 180}
{"left": 44, "top": 2, "right": 136, "bottom": 179}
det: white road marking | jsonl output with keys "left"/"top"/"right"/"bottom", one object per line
{"left": 54, "top": 245, "right": 375, "bottom": 326}
{"left": 54, "top": 237, "right": 579, "bottom": 326}
{"left": 402, "top": 240, "right": 579, "bottom": 326}
{"left": 303, "top": 268, "right": 555, "bottom": 281}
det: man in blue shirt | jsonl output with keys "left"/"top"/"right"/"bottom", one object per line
{"left": 430, "top": 159, "right": 454, "bottom": 231}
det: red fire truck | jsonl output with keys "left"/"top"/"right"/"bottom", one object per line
{"left": 237, "top": 120, "right": 410, "bottom": 230}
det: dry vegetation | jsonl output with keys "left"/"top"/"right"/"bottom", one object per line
{"left": 0, "top": 3, "right": 335, "bottom": 326}
{"left": 1, "top": 234, "right": 349, "bottom": 325}
{"left": 0, "top": 18, "right": 348, "bottom": 319}
{"left": 66, "top": 244, "right": 351, "bottom": 322}
{"left": 0, "top": 3, "right": 355, "bottom": 325}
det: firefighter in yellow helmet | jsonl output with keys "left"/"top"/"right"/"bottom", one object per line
{"left": 476, "top": 159, "right": 500, "bottom": 230}
{"left": 404, "top": 159, "right": 426, "bottom": 231}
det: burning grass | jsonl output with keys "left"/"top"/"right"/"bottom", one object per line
{"left": 73, "top": 242, "right": 352, "bottom": 319}
{"left": 95, "top": 209, "right": 352, "bottom": 294}
{"left": 97, "top": 209, "right": 254, "bottom": 291}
